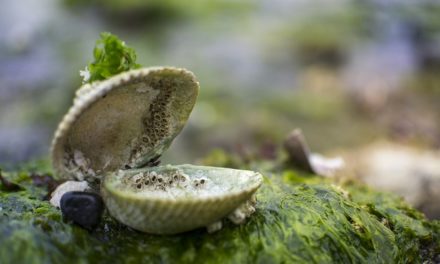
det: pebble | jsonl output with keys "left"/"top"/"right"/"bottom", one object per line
{"left": 50, "top": 181, "right": 89, "bottom": 208}
{"left": 60, "top": 191, "right": 104, "bottom": 231}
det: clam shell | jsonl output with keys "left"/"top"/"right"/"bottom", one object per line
{"left": 51, "top": 67, "right": 199, "bottom": 181}
{"left": 101, "top": 164, "right": 263, "bottom": 234}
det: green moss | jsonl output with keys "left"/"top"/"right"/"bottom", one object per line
{"left": 0, "top": 162, "right": 438, "bottom": 263}
{"left": 84, "top": 32, "right": 141, "bottom": 84}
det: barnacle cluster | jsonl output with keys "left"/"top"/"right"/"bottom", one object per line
{"left": 143, "top": 78, "right": 173, "bottom": 144}
{"left": 63, "top": 149, "right": 97, "bottom": 182}
{"left": 122, "top": 170, "right": 210, "bottom": 192}
{"left": 129, "top": 76, "right": 178, "bottom": 166}
{"left": 193, "top": 177, "right": 208, "bottom": 188}
{"left": 123, "top": 170, "right": 189, "bottom": 192}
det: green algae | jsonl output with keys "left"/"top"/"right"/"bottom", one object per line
{"left": 84, "top": 32, "right": 141, "bottom": 84}
{"left": 0, "top": 162, "right": 438, "bottom": 264}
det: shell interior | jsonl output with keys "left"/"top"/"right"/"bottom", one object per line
{"left": 102, "top": 164, "right": 263, "bottom": 234}
{"left": 51, "top": 67, "right": 199, "bottom": 182}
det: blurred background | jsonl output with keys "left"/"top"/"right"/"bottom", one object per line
{"left": 1, "top": 0, "right": 440, "bottom": 217}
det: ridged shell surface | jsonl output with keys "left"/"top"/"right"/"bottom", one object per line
{"left": 51, "top": 67, "right": 199, "bottom": 182}
{"left": 101, "top": 164, "right": 263, "bottom": 234}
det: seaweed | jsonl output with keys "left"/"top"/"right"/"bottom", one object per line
{"left": 0, "top": 161, "right": 438, "bottom": 264}
{"left": 82, "top": 32, "right": 141, "bottom": 84}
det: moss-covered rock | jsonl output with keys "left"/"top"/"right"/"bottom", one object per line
{"left": 0, "top": 163, "right": 439, "bottom": 263}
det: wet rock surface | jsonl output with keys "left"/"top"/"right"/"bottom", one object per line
{"left": 60, "top": 191, "right": 104, "bottom": 230}
{"left": 0, "top": 164, "right": 439, "bottom": 263}
{"left": 343, "top": 142, "right": 440, "bottom": 219}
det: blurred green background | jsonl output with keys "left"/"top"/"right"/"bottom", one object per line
{"left": 1, "top": 0, "right": 440, "bottom": 167}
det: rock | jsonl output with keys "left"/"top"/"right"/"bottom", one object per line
{"left": 0, "top": 169, "right": 23, "bottom": 192}
{"left": 284, "top": 129, "right": 345, "bottom": 177}
{"left": 1, "top": 168, "right": 439, "bottom": 262}
{"left": 50, "top": 181, "right": 89, "bottom": 208}
{"left": 60, "top": 191, "right": 104, "bottom": 230}
{"left": 344, "top": 142, "right": 440, "bottom": 219}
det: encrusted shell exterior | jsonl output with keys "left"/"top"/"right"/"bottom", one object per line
{"left": 101, "top": 164, "right": 263, "bottom": 234}
{"left": 51, "top": 67, "right": 199, "bottom": 182}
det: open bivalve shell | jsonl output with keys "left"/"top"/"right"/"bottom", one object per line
{"left": 51, "top": 67, "right": 199, "bottom": 182}
{"left": 51, "top": 66, "right": 263, "bottom": 234}
{"left": 102, "top": 164, "right": 262, "bottom": 234}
